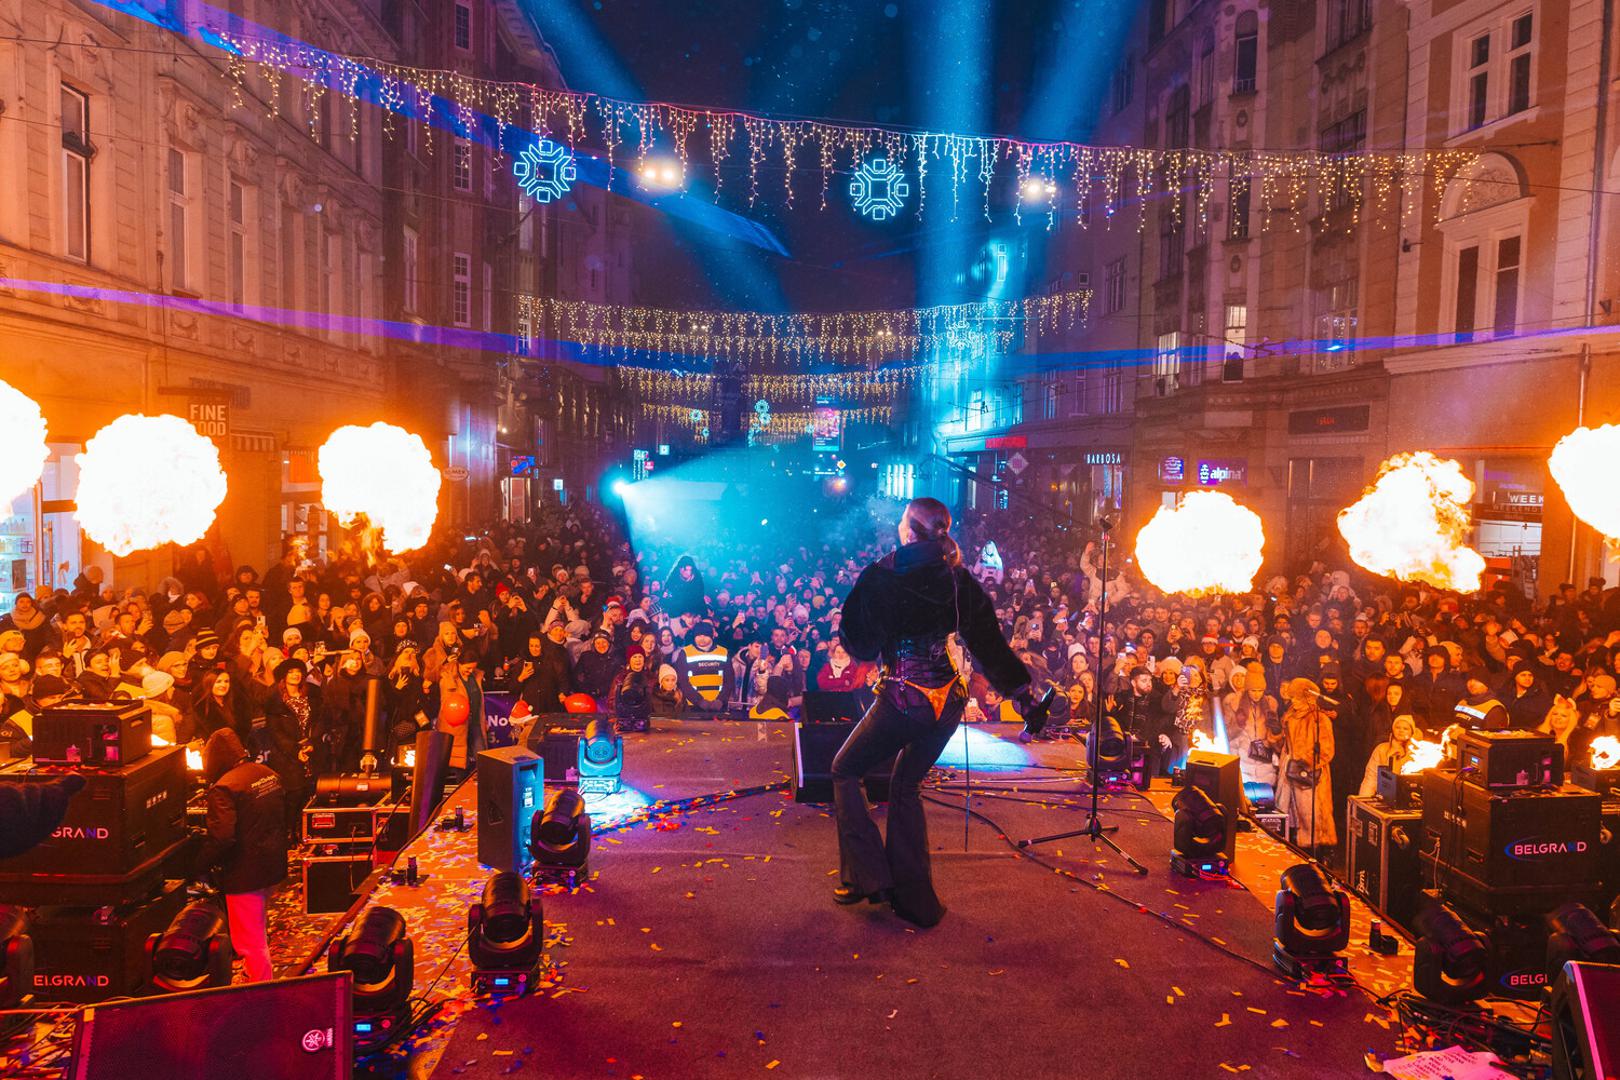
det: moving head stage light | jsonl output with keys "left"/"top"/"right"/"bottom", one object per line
{"left": 577, "top": 718, "right": 624, "bottom": 797}
{"left": 1546, "top": 902, "right": 1620, "bottom": 980}
{"left": 145, "top": 900, "right": 233, "bottom": 993}
{"left": 1171, "top": 785, "right": 1229, "bottom": 878}
{"left": 329, "top": 906, "right": 414, "bottom": 1052}
{"left": 1271, "top": 863, "right": 1351, "bottom": 982}
{"left": 468, "top": 871, "right": 545, "bottom": 997}
{"left": 530, "top": 787, "right": 593, "bottom": 885}
{"left": 1413, "top": 898, "right": 1490, "bottom": 1005}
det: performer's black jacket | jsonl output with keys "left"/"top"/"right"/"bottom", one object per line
{"left": 841, "top": 539, "right": 1030, "bottom": 695}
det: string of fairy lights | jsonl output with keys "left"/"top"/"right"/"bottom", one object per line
{"left": 215, "top": 32, "right": 1483, "bottom": 233}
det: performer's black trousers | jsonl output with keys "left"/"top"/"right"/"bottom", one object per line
{"left": 831, "top": 680, "right": 964, "bottom": 922}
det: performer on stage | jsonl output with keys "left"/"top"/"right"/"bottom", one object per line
{"left": 833, "top": 497, "right": 1035, "bottom": 927}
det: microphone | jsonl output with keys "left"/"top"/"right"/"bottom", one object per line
{"left": 1021, "top": 686, "right": 1058, "bottom": 738}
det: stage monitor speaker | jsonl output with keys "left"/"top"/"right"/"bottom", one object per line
{"left": 1549, "top": 961, "right": 1620, "bottom": 1080}
{"left": 407, "top": 730, "right": 453, "bottom": 837}
{"left": 802, "top": 691, "right": 862, "bottom": 724}
{"left": 30, "top": 884, "right": 187, "bottom": 1003}
{"left": 524, "top": 727, "right": 582, "bottom": 785}
{"left": 791, "top": 721, "right": 893, "bottom": 803}
{"left": 477, "top": 746, "right": 544, "bottom": 873}
{"left": 1184, "top": 749, "right": 1241, "bottom": 864}
{"left": 68, "top": 971, "right": 354, "bottom": 1080}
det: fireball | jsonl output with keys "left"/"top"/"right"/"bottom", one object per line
{"left": 1550, "top": 425, "right": 1620, "bottom": 542}
{"left": 1134, "top": 491, "right": 1266, "bottom": 596}
{"left": 0, "top": 379, "right": 49, "bottom": 505}
{"left": 1591, "top": 736, "right": 1620, "bottom": 771}
{"left": 75, "top": 414, "right": 227, "bottom": 557}
{"left": 318, "top": 423, "right": 441, "bottom": 553}
{"left": 1337, "top": 452, "right": 1485, "bottom": 592}
{"left": 1400, "top": 738, "right": 1446, "bottom": 775}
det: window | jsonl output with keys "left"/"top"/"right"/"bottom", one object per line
{"left": 402, "top": 227, "right": 419, "bottom": 313}
{"left": 1223, "top": 304, "right": 1249, "bottom": 381}
{"left": 1315, "top": 270, "right": 1359, "bottom": 364}
{"left": 1234, "top": 13, "right": 1259, "bottom": 94}
{"left": 454, "top": 1, "right": 471, "bottom": 49}
{"left": 1041, "top": 375, "right": 1060, "bottom": 420}
{"left": 453, "top": 138, "right": 472, "bottom": 192}
{"left": 1158, "top": 211, "right": 1184, "bottom": 279}
{"left": 1507, "top": 14, "right": 1533, "bottom": 116}
{"left": 1111, "top": 54, "right": 1135, "bottom": 114}
{"left": 1319, "top": 110, "right": 1367, "bottom": 210}
{"left": 452, "top": 252, "right": 471, "bottom": 327}
{"left": 1467, "top": 34, "right": 1491, "bottom": 130}
{"left": 228, "top": 180, "right": 250, "bottom": 308}
{"left": 1324, "top": 0, "right": 1372, "bottom": 53}
{"left": 280, "top": 206, "right": 299, "bottom": 308}
{"left": 482, "top": 261, "right": 493, "bottom": 331}
{"left": 1153, "top": 331, "right": 1182, "bottom": 396}
{"left": 1493, "top": 235, "right": 1520, "bottom": 337}
{"left": 61, "top": 85, "right": 91, "bottom": 261}
{"left": 1195, "top": 33, "right": 1215, "bottom": 108}
{"left": 1454, "top": 245, "right": 1479, "bottom": 342}
{"left": 1104, "top": 258, "right": 1127, "bottom": 314}
{"left": 167, "top": 147, "right": 193, "bottom": 291}
{"left": 1227, "top": 176, "right": 1251, "bottom": 240}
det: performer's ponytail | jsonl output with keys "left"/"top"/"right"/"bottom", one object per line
{"left": 902, "top": 497, "right": 961, "bottom": 567}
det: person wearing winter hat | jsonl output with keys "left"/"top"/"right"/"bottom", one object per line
{"left": 196, "top": 727, "right": 287, "bottom": 982}
{"left": 1268, "top": 676, "right": 1337, "bottom": 854}
{"left": 650, "top": 663, "right": 682, "bottom": 718}
{"left": 676, "top": 622, "right": 732, "bottom": 717}
{"left": 1453, "top": 669, "right": 1509, "bottom": 731}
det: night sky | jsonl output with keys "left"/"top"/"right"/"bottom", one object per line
{"left": 527, "top": 0, "right": 1141, "bottom": 312}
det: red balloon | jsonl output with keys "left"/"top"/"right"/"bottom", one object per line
{"left": 564, "top": 693, "right": 597, "bottom": 714}
{"left": 440, "top": 694, "right": 470, "bottom": 728}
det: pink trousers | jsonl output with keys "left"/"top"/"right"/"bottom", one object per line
{"left": 226, "top": 887, "right": 275, "bottom": 982}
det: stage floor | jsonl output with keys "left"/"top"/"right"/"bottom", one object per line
{"left": 377, "top": 720, "right": 1399, "bottom": 1080}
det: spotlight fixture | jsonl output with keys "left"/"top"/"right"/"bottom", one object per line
{"left": 1413, "top": 899, "right": 1489, "bottom": 1005}
{"left": 530, "top": 787, "right": 592, "bottom": 885}
{"left": 1020, "top": 176, "right": 1059, "bottom": 201}
{"left": 145, "top": 900, "right": 233, "bottom": 993}
{"left": 638, "top": 157, "right": 685, "bottom": 191}
{"left": 1170, "top": 784, "right": 1229, "bottom": 877}
{"left": 0, "top": 906, "right": 33, "bottom": 1016}
{"left": 576, "top": 718, "right": 624, "bottom": 797}
{"left": 329, "top": 907, "right": 414, "bottom": 1053}
{"left": 1546, "top": 902, "right": 1620, "bottom": 980}
{"left": 1086, "top": 714, "right": 1137, "bottom": 784}
{"left": 468, "top": 871, "right": 544, "bottom": 997}
{"left": 1271, "top": 864, "right": 1351, "bottom": 981}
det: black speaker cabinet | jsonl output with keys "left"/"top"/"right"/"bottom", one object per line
{"left": 1346, "top": 796, "right": 1424, "bottom": 934}
{"left": 790, "top": 721, "right": 894, "bottom": 803}
{"left": 0, "top": 747, "right": 191, "bottom": 906}
{"left": 33, "top": 701, "right": 152, "bottom": 767}
{"left": 476, "top": 746, "right": 544, "bottom": 873}
{"left": 1550, "top": 961, "right": 1620, "bottom": 1080}
{"left": 29, "top": 883, "right": 187, "bottom": 1003}
{"left": 1184, "top": 750, "right": 1241, "bottom": 865}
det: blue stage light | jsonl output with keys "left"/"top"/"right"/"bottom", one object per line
{"left": 577, "top": 719, "right": 624, "bottom": 797}
{"left": 611, "top": 479, "right": 630, "bottom": 497}
{"left": 513, "top": 138, "right": 577, "bottom": 204}
{"left": 850, "top": 157, "right": 910, "bottom": 221}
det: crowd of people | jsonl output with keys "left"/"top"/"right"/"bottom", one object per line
{"left": 0, "top": 498, "right": 1617, "bottom": 882}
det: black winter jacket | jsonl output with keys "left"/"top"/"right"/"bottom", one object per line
{"left": 198, "top": 760, "right": 288, "bottom": 894}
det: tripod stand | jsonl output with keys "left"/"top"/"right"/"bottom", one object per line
{"left": 1016, "top": 518, "right": 1149, "bottom": 876}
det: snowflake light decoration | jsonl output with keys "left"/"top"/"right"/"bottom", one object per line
{"left": 513, "top": 138, "right": 577, "bottom": 204}
{"left": 849, "top": 157, "right": 909, "bottom": 221}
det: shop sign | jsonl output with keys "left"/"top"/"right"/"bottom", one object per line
{"left": 1197, "top": 459, "right": 1248, "bottom": 487}
{"left": 1085, "top": 451, "right": 1124, "bottom": 466}
{"left": 1288, "top": 404, "right": 1370, "bottom": 436}
{"left": 985, "top": 435, "right": 1028, "bottom": 450}
{"left": 1159, "top": 456, "right": 1186, "bottom": 483}
{"left": 187, "top": 401, "right": 230, "bottom": 440}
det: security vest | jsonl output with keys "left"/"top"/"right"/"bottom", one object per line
{"left": 680, "top": 644, "right": 730, "bottom": 702}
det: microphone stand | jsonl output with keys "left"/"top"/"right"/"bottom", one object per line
{"left": 1016, "top": 518, "right": 1148, "bottom": 876}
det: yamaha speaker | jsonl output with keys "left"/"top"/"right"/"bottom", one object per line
{"left": 68, "top": 972, "right": 353, "bottom": 1079}
{"left": 1549, "top": 961, "right": 1620, "bottom": 1080}
{"left": 1183, "top": 749, "right": 1241, "bottom": 865}
{"left": 791, "top": 721, "right": 893, "bottom": 803}
{"left": 476, "top": 746, "right": 544, "bottom": 873}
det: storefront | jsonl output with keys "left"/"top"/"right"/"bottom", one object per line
{"left": 1, "top": 445, "right": 84, "bottom": 614}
